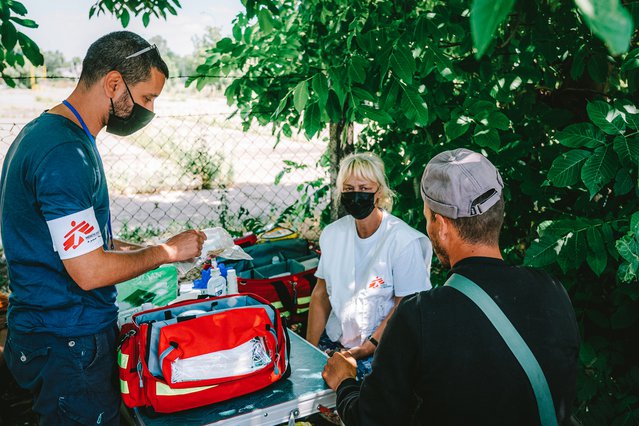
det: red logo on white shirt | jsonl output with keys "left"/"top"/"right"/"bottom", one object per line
{"left": 368, "top": 276, "right": 385, "bottom": 289}
{"left": 63, "top": 220, "right": 95, "bottom": 251}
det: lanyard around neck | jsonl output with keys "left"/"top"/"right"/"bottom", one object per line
{"left": 61, "top": 100, "right": 114, "bottom": 250}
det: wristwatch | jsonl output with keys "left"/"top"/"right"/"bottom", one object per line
{"left": 367, "top": 335, "right": 379, "bottom": 347}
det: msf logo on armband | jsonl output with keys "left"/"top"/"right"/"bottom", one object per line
{"left": 46, "top": 207, "right": 104, "bottom": 260}
{"left": 63, "top": 220, "right": 96, "bottom": 251}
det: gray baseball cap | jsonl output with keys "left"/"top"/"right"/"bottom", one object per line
{"left": 420, "top": 148, "right": 503, "bottom": 219}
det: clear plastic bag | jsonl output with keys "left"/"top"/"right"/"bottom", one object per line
{"left": 174, "top": 227, "right": 252, "bottom": 276}
{"left": 170, "top": 337, "right": 271, "bottom": 383}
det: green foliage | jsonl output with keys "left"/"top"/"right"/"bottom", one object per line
{"left": 117, "top": 222, "right": 163, "bottom": 244}
{"left": 178, "top": 141, "right": 224, "bottom": 190}
{"left": 574, "top": 0, "right": 633, "bottom": 55}
{"left": 184, "top": 0, "right": 639, "bottom": 423}
{"left": 0, "top": 0, "right": 43, "bottom": 86}
{"left": 471, "top": 0, "right": 515, "bottom": 58}
{"left": 89, "top": 0, "right": 182, "bottom": 28}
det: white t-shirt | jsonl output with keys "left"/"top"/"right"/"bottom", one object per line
{"left": 316, "top": 210, "right": 432, "bottom": 348}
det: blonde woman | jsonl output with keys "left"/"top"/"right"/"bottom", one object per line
{"left": 307, "top": 152, "right": 433, "bottom": 379}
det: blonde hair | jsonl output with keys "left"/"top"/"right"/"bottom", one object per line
{"left": 336, "top": 152, "right": 394, "bottom": 211}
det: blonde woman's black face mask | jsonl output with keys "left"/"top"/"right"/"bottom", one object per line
{"left": 341, "top": 191, "right": 376, "bottom": 219}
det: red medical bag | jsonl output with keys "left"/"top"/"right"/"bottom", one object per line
{"left": 222, "top": 239, "right": 320, "bottom": 324}
{"left": 118, "top": 293, "right": 290, "bottom": 414}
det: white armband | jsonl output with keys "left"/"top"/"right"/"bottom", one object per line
{"left": 46, "top": 207, "right": 104, "bottom": 259}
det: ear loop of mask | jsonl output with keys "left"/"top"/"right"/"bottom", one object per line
{"left": 109, "top": 78, "right": 134, "bottom": 118}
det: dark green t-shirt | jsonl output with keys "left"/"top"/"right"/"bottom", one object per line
{"left": 0, "top": 112, "right": 116, "bottom": 336}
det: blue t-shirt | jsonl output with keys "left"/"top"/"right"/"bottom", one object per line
{"left": 0, "top": 112, "right": 117, "bottom": 336}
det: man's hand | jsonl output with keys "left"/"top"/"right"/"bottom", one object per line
{"left": 161, "top": 230, "right": 206, "bottom": 263}
{"left": 322, "top": 351, "right": 357, "bottom": 390}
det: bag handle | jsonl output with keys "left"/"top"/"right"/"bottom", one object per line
{"left": 445, "top": 273, "right": 558, "bottom": 426}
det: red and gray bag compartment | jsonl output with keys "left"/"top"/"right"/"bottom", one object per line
{"left": 118, "top": 293, "right": 290, "bottom": 414}
{"left": 224, "top": 239, "right": 319, "bottom": 324}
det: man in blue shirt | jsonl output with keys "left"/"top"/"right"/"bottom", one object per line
{"left": 0, "top": 31, "right": 206, "bottom": 425}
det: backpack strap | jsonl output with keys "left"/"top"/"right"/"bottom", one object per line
{"left": 445, "top": 273, "right": 558, "bottom": 426}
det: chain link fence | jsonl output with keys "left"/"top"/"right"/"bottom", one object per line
{"left": 0, "top": 81, "right": 329, "bottom": 242}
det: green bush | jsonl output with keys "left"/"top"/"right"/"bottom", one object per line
{"left": 190, "top": 0, "right": 639, "bottom": 422}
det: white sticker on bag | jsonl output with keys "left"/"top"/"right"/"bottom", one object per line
{"left": 46, "top": 207, "right": 104, "bottom": 259}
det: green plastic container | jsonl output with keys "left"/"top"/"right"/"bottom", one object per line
{"left": 116, "top": 264, "right": 178, "bottom": 311}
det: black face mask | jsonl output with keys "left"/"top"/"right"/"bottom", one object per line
{"left": 106, "top": 80, "right": 155, "bottom": 136}
{"left": 341, "top": 191, "right": 376, "bottom": 220}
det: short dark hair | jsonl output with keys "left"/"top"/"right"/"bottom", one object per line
{"left": 79, "top": 31, "right": 169, "bottom": 88}
{"left": 431, "top": 197, "right": 505, "bottom": 245}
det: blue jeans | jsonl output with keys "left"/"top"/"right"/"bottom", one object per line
{"left": 4, "top": 326, "right": 120, "bottom": 425}
{"left": 318, "top": 331, "right": 373, "bottom": 381}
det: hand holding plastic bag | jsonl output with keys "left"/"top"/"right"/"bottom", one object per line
{"left": 174, "top": 227, "right": 252, "bottom": 276}
{"left": 200, "top": 228, "right": 252, "bottom": 259}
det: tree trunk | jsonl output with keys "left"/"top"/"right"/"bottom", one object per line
{"left": 328, "top": 121, "right": 354, "bottom": 222}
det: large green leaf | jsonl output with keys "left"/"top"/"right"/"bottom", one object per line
{"left": 325, "top": 90, "right": 342, "bottom": 123}
{"left": 16, "top": 32, "right": 43, "bottom": 66}
{"left": 348, "top": 56, "right": 367, "bottom": 84}
{"left": 351, "top": 87, "right": 375, "bottom": 103}
{"left": 1, "top": 21, "right": 18, "bottom": 51}
{"left": 614, "top": 167, "right": 635, "bottom": 196}
{"left": 586, "top": 227, "right": 608, "bottom": 276}
{"left": 613, "top": 135, "right": 639, "bottom": 165}
{"left": 587, "top": 100, "right": 626, "bottom": 135}
{"left": 257, "top": 9, "right": 275, "bottom": 34}
{"left": 472, "top": 126, "right": 501, "bottom": 151}
{"left": 293, "top": 81, "right": 309, "bottom": 113}
{"left": 445, "top": 114, "right": 472, "bottom": 141}
{"left": 557, "top": 230, "right": 587, "bottom": 272}
{"left": 524, "top": 234, "right": 563, "bottom": 267}
{"left": 621, "top": 48, "right": 639, "bottom": 72}
{"left": 8, "top": 1, "right": 28, "bottom": 15}
{"left": 303, "top": 102, "right": 322, "bottom": 138}
{"left": 9, "top": 17, "right": 38, "bottom": 28}
{"left": 470, "top": 0, "right": 515, "bottom": 58}
{"left": 486, "top": 111, "right": 510, "bottom": 130}
{"left": 574, "top": 0, "right": 633, "bottom": 55}
{"left": 400, "top": 85, "right": 428, "bottom": 126}
{"left": 631, "top": 211, "right": 639, "bottom": 233}
{"left": 581, "top": 145, "right": 617, "bottom": 198}
{"left": 120, "top": 8, "right": 130, "bottom": 27}
{"left": 617, "top": 235, "right": 639, "bottom": 273}
{"left": 273, "top": 94, "right": 289, "bottom": 118}
{"left": 547, "top": 149, "right": 590, "bottom": 187}
{"left": 389, "top": 45, "right": 416, "bottom": 84}
{"left": 556, "top": 123, "right": 606, "bottom": 148}
{"left": 358, "top": 105, "right": 394, "bottom": 125}
{"left": 312, "top": 73, "right": 329, "bottom": 108}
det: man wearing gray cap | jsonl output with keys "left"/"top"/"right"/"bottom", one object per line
{"left": 323, "top": 148, "right": 580, "bottom": 425}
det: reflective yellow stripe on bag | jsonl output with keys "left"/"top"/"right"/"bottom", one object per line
{"left": 155, "top": 382, "right": 218, "bottom": 396}
{"left": 271, "top": 301, "right": 290, "bottom": 317}
{"left": 118, "top": 352, "right": 129, "bottom": 369}
{"left": 297, "top": 296, "right": 311, "bottom": 305}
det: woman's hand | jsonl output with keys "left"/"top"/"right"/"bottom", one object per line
{"left": 343, "top": 340, "right": 375, "bottom": 360}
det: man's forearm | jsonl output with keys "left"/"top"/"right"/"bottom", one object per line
{"left": 64, "top": 244, "right": 173, "bottom": 290}
{"left": 112, "top": 238, "right": 144, "bottom": 251}
{"left": 64, "top": 229, "right": 205, "bottom": 291}
{"left": 336, "top": 378, "right": 364, "bottom": 426}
